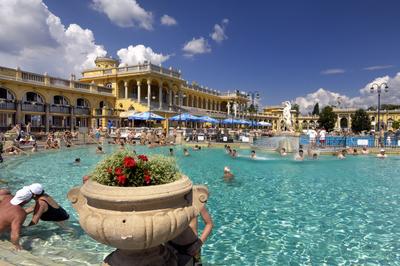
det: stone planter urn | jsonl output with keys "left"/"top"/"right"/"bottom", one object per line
{"left": 68, "top": 175, "right": 208, "bottom": 266}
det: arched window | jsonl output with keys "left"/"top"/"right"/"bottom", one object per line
{"left": 77, "top": 98, "right": 90, "bottom": 108}
{"left": 53, "top": 95, "right": 70, "bottom": 106}
{"left": 24, "top": 92, "right": 44, "bottom": 103}
{"left": 0, "top": 87, "right": 15, "bottom": 100}
{"left": 105, "top": 82, "right": 112, "bottom": 88}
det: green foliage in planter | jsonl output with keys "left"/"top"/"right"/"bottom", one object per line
{"left": 90, "top": 150, "right": 180, "bottom": 187}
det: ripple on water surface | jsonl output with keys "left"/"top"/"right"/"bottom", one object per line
{"left": 1, "top": 146, "right": 400, "bottom": 265}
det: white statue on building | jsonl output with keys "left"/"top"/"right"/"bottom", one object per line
{"left": 227, "top": 102, "right": 231, "bottom": 116}
{"left": 233, "top": 102, "right": 238, "bottom": 117}
{"left": 282, "top": 101, "right": 293, "bottom": 132}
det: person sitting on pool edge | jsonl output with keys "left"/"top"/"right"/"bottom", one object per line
{"left": 0, "top": 187, "right": 32, "bottom": 250}
{"left": 26, "top": 183, "right": 70, "bottom": 226}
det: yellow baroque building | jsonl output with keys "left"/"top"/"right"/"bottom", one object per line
{"left": 0, "top": 57, "right": 249, "bottom": 131}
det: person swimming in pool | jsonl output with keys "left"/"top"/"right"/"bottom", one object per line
{"left": 26, "top": 183, "right": 69, "bottom": 226}
{"left": 183, "top": 148, "right": 190, "bottom": 156}
{"left": 96, "top": 146, "right": 104, "bottom": 154}
{"left": 250, "top": 150, "right": 256, "bottom": 159}
{"left": 294, "top": 149, "right": 304, "bottom": 161}
{"left": 223, "top": 166, "right": 234, "bottom": 180}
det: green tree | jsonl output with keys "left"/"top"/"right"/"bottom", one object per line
{"left": 393, "top": 120, "right": 400, "bottom": 130}
{"left": 317, "top": 106, "right": 336, "bottom": 131}
{"left": 351, "top": 109, "right": 371, "bottom": 133}
{"left": 312, "top": 103, "right": 320, "bottom": 116}
{"left": 291, "top": 103, "right": 300, "bottom": 117}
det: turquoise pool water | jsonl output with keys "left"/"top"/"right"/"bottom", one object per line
{"left": 1, "top": 146, "right": 400, "bottom": 265}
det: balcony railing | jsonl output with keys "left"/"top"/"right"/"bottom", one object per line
{"left": 115, "top": 62, "right": 181, "bottom": 79}
{"left": 49, "top": 105, "right": 71, "bottom": 114}
{"left": 74, "top": 107, "right": 90, "bottom": 115}
{"left": 74, "top": 82, "right": 90, "bottom": 90}
{"left": 0, "top": 67, "right": 113, "bottom": 95}
{"left": 0, "top": 100, "right": 16, "bottom": 110}
{"left": 21, "top": 72, "right": 44, "bottom": 83}
{"left": 98, "top": 86, "right": 113, "bottom": 93}
{"left": 21, "top": 102, "right": 45, "bottom": 112}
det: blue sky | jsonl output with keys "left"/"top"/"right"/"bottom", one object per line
{"left": 1, "top": 0, "right": 399, "bottom": 111}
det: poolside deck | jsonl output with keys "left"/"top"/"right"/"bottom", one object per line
{"left": 0, "top": 240, "right": 66, "bottom": 266}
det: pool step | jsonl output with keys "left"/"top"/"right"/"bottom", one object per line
{"left": 0, "top": 240, "right": 66, "bottom": 266}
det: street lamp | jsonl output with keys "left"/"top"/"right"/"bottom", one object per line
{"left": 370, "top": 82, "right": 389, "bottom": 145}
{"left": 144, "top": 95, "right": 156, "bottom": 127}
{"left": 246, "top": 91, "right": 260, "bottom": 128}
{"left": 174, "top": 93, "right": 186, "bottom": 128}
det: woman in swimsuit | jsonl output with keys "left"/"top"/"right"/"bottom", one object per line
{"left": 26, "top": 183, "right": 69, "bottom": 226}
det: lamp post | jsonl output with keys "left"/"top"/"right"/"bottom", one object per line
{"left": 144, "top": 95, "right": 156, "bottom": 127}
{"left": 174, "top": 93, "right": 186, "bottom": 129}
{"left": 370, "top": 82, "right": 389, "bottom": 146}
{"left": 246, "top": 91, "right": 260, "bottom": 129}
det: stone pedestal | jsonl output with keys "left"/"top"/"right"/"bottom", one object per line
{"left": 103, "top": 246, "right": 176, "bottom": 266}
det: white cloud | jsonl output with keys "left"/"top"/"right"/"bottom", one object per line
{"left": 160, "top": 14, "right": 177, "bottom": 26}
{"left": 0, "top": 0, "right": 107, "bottom": 77}
{"left": 320, "top": 68, "right": 345, "bottom": 75}
{"left": 210, "top": 18, "right": 229, "bottom": 43}
{"left": 91, "top": 0, "right": 153, "bottom": 30}
{"left": 364, "top": 65, "right": 394, "bottom": 71}
{"left": 293, "top": 72, "right": 400, "bottom": 114}
{"left": 117, "top": 44, "right": 170, "bottom": 66}
{"left": 182, "top": 37, "right": 211, "bottom": 57}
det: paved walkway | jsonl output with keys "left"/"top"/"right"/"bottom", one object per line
{"left": 0, "top": 240, "right": 66, "bottom": 266}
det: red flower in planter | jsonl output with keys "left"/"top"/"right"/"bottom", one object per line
{"left": 144, "top": 174, "right": 151, "bottom": 184}
{"left": 138, "top": 155, "right": 148, "bottom": 162}
{"left": 117, "top": 175, "right": 127, "bottom": 185}
{"left": 115, "top": 167, "right": 123, "bottom": 176}
{"left": 123, "top": 156, "right": 136, "bottom": 168}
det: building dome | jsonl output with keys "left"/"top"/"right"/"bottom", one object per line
{"left": 94, "top": 57, "right": 119, "bottom": 68}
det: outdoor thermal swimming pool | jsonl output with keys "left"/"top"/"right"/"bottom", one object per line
{"left": 1, "top": 145, "right": 400, "bottom": 265}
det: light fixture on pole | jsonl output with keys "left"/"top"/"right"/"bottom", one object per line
{"left": 246, "top": 91, "right": 260, "bottom": 128}
{"left": 370, "top": 82, "right": 389, "bottom": 145}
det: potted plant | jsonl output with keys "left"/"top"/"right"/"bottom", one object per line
{"left": 68, "top": 150, "right": 208, "bottom": 266}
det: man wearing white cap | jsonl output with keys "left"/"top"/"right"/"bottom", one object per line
{"left": 0, "top": 187, "right": 32, "bottom": 250}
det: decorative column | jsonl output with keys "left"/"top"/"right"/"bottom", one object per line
{"left": 45, "top": 103, "right": 50, "bottom": 132}
{"left": 124, "top": 81, "right": 128, "bottom": 99}
{"left": 147, "top": 80, "right": 151, "bottom": 108}
{"left": 218, "top": 102, "right": 221, "bottom": 112}
{"left": 168, "top": 90, "right": 172, "bottom": 110}
{"left": 159, "top": 85, "right": 163, "bottom": 109}
{"left": 15, "top": 100, "right": 22, "bottom": 125}
{"left": 70, "top": 106, "right": 74, "bottom": 130}
{"left": 348, "top": 115, "right": 352, "bottom": 129}
{"left": 137, "top": 81, "right": 141, "bottom": 103}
